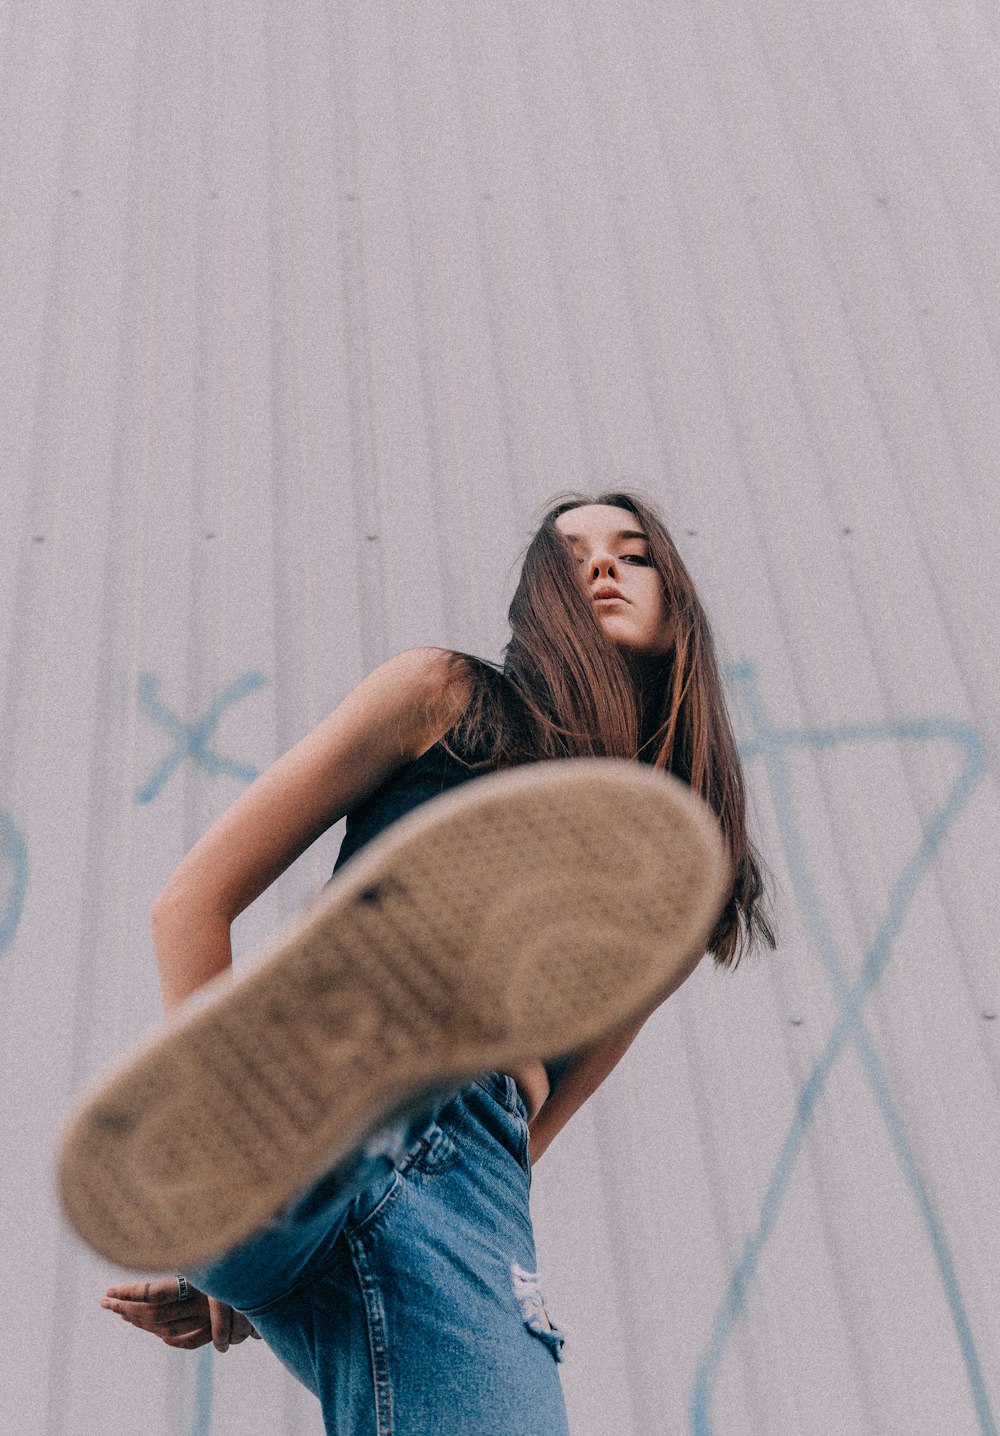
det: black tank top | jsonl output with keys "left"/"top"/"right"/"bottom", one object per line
{"left": 331, "top": 741, "right": 573, "bottom": 1098}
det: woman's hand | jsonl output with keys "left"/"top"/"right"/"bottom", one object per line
{"left": 101, "top": 1277, "right": 260, "bottom": 1351}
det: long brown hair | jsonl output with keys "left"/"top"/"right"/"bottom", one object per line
{"left": 441, "top": 489, "right": 776, "bottom": 967}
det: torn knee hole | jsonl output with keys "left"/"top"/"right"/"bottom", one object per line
{"left": 511, "top": 1262, "right": 566, "bottom": 1361}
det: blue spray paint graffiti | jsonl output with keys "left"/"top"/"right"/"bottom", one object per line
{"left": 0, "top": 811, "right": 28, "bottom": 951}
{"left": 133, "top": 669, "right": 267, "bottom": 1429}
{"left": 135, "top": 672, "right": 266, "bottom": 804}
{"left": 191, "top": 1346, "right": 214, "bottom": 1436}
{"left": 691, "top": 664, "right": 993, "bottom": 1435}
{"left": 133, "top": 672, "right": 270, "bottom": 1436}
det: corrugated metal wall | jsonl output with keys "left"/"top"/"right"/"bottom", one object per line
{"left": 3, "top": 1, "right": 998, "bottom": 1432}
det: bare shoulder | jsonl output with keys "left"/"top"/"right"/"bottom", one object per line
{"left": 156, "top": 647, "right": 475, "bottom": 924}
{"left": 356, "top": 646, "right": 473, "bottom": 759}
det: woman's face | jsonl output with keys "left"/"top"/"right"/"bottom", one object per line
{"left": 554, "top": 504, "right": 674, "bottom": 660}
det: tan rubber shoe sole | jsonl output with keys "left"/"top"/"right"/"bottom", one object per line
{"left": 58, "top": 758, "right": 730, "bottom": 1271}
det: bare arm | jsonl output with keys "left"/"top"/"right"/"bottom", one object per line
{"left": 527, "top": 948, "right": 707, "bottom": 1162}
{"left": 151, "top": 646, "right": 468, "bottom": 1013}
{"left": 527, "top": 1011, "right": 649, "bottom": 1163}
{"left": 112, "top": 647, "right": 467, "bottom": 1347}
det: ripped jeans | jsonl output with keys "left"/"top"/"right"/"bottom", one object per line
{"left": 186, "top": 1073, "right": 568, "bottom": 1435}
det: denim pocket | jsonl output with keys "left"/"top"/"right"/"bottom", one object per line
{"left": 512, "top": 1109, "right": 531, "bottom": 1176}
{"left": 397, "top": 1119, "right": 458, "bottom": 1177}
{"left": 474, "top": 1070, "right": 528, "bottom": 1117}
{"left": 472, "top": 1074, "right": 532, "bottom": 1176}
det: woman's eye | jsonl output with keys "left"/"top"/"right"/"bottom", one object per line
{"left": 575, "top": 553, "right": 651, "bottom": 565}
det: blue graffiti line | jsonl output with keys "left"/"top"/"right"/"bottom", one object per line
{"left": 691, "top": 664, "right": 993, "bottom": 1436}
{"left": 135, "top": 672, "right": 267, "bottom": 804}
{"left": 0, "top": 811, "right": 29, "bottom": 952}
{"left": 191, "top": 1344, "right": 214, "bottom": 1436}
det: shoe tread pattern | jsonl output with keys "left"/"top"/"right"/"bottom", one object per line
{"left": 58, "top": 759, "right": 729, "bottom": 1269}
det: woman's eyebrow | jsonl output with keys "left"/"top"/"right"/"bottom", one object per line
{"left": 563, "top": 529, "right": 648, "bottom": 544}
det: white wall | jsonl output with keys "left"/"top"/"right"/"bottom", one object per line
{"left": 2, "top": 1, "right": 997, "bottom": 1432}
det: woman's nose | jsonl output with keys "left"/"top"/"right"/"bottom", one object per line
{"left": 591, "top": 555, "right": 617, "bottom": 579}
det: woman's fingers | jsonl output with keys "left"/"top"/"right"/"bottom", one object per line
{"left": 228, "top": 1309, "right": 258, "bottom": 1345}
{"left": 208, "top": 1297, "right": 233, "bottom": 1353}
{"left": 104, "top": 1277, "right": 192, "bottom": 1305}
{"left": 101, "top": 1282, "right": 213, "bottom": 1346}
{"left": 162, "top": 1325, "right": 213, "bottom": 1350}
{"left": 100, "top": 1283, "right": 258, "bottom": 1352}
{"left": 102, "top": 1296, "right": 207, "bottom": 1324}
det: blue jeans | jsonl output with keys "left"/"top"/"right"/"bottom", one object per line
{"left": 187, "top": 1074, "right": 568, "bottom": 1435}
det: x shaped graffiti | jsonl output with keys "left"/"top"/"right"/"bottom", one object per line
{"left": 0, "top": 675, "right": 266, "bottom": 953}
{"left": 691, "top": 664, "right": 994, "bottom": 1436}
{"left": 135, "top": 671, "right": 267, "bottom": 805}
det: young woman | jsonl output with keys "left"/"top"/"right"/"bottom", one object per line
{"left": 95, "top": 491, "right": 774, "bottom": 1433}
